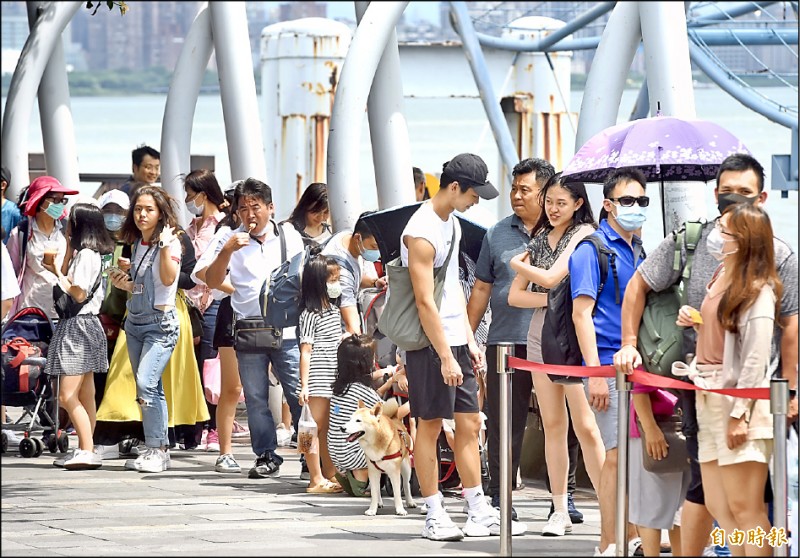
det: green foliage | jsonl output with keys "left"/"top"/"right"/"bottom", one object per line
{"left": 85, "top": 1, "right": 128, "bottom": 16}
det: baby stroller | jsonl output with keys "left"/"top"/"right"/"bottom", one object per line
{"left": 1, "top": 306, "right": 68, "bottom": 457}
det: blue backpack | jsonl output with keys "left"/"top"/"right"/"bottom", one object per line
{"left": 260, "top": 228, "right": 356, "bottom": 329}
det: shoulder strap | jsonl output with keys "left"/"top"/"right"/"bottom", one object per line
{"left": 275, "top": 221, "right": 287, "bottom": 263}
{"left": 577, "top": 234, "right": 616, "bottom": 317}
{"left": 442, "top": 219, "right": 458, "bottom": 269}
{"left": 681, "top": 219, "right": 705, "bottom": 281}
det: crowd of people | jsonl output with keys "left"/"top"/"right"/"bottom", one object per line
{"left": 0, "top": 146, "right": 797, "bottom": 555}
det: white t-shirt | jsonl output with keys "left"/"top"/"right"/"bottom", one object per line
{"left": 68, "top": 248, "right": 104, "bottom": 315}
{"left": 132, "top": 238, "right": 182, "bottom": 310}
{"left": 213, "top": 221, "right": 304, "bottom": 338}
{"left": 18, "top": 219, "right": 67, "bottom": 320}
{"left": 400, "top": 201, "right": 466, "bottom": 347}
{"left": 1, "top": 243, "right": 21, "bottom": 306}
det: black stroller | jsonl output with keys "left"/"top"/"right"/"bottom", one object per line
{"left": 1, "top": 306, "right": 69, "bottom": 457}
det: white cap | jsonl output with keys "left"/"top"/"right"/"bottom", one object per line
{"left": 98, "top": 189, "right": 130, "bottom": 211}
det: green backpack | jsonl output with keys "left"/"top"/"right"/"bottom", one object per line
{"left": 637, "top": 220, "right": 705, "bottom": 377}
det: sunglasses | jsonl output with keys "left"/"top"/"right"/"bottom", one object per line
{"left": 608, "top": 196, "right": 650, "bottom": 208}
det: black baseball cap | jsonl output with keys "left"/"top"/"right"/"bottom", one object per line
{"left": 442, "top": 153, "right": 499, "bottom": 200}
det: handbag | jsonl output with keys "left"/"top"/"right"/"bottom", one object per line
{"left": 202, "top": 354, "right": 245, "bottom": 405}
{"left": 378, "top": 225, "right": 457, "bottom": 351}
{"left": 233, "top": 317, "right": 282, "bottom": 353}
{"left": 636, "top": 412, "right": 690, "bottom": 474}
{"left": 53, "top": 270, "right": 102, "bottom": 320}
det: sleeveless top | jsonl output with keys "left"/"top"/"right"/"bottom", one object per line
{"left": 526, "top": 224, "right": 586, "bottom": 294}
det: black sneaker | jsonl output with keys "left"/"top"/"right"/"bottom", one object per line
{"left": 248, "top": 453, "right": 281, "bottom": 478}
{"left": 548, "top": 493, "right": 584, "bottom": 524}
{"left": 567, "top": 493, "right": 583, "bottom": 524}
{"left": 491, "top": 492, "right": 518, "bottom": 521}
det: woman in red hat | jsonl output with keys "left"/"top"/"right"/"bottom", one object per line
{"left": 6, "top": 175, "right": 79, "bottom": 319}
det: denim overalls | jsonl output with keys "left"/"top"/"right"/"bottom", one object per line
{"left": 124, "top": 240, "right": 180, "bottom": 449}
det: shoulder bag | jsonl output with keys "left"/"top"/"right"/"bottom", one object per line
{"left": 636, "top": 411, "right": 690, "bottom": 474}
{"left": 378, "top": 224, "right": 457, "bottom": 352}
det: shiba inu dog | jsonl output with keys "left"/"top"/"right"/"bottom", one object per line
{"left": 343, "top": 398, "right": 417, "bottom": 516}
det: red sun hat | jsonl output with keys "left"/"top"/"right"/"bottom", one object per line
{"left": 23, "top": 175, "right": 79, "bottom": 217}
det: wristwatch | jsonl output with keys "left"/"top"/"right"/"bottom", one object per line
{"left": 158, "top": 239, "right": 166, "bottom": 248}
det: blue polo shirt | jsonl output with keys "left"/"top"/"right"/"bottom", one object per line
{"left": 568, "top": 220, "right": 644, "bottom": 365}
{"left": 475, "top": 213, "right": 534, "bottom": 345}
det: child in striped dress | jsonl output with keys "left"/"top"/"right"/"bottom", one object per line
{"left": 297, "top": 254, "right": 344, "bottom": 493}
{"left": 328, "top": 334, "right": 384, "bottom": 497}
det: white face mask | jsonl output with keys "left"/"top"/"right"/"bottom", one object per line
{"left": 188, "top": 197, "right": 204, "bottom": 216}
{"left": 326, "top": 281, "right": 342, "bottom": 299}
{"left": 706, "top": 227, "right": 737, "bottom": 261}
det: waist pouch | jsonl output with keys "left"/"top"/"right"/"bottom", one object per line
{"left": 234, "top": 317, "right": 282, "bottom": 353}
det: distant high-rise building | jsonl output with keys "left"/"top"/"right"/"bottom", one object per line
{"left": 278, "top": 2, "right": 326, "bottom": 22}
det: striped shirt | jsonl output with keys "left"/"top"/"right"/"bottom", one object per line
{"left": 328, "top": 382, "right": 382, "bottom": 471}
{"left": 298, "top": 306, "right": 342, "bottom": 398}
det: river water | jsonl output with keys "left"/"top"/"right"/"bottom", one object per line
{"left": 2, "top": 86, "right": 797, "bottom": 252}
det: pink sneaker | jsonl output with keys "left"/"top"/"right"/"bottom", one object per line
{"left": 206, "top": 429, "right": 220, "bottom": 452}
{"left": 232, "top": 421, "right": 249, "bottom": 438}
{"left": 198, "top": 428, "right": 209, "bottom": 451}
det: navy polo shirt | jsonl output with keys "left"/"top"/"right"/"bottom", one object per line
{"left": 568, "top": 220, "right": 645, "bottom": 365}
{"left": 474, "top": 213, "right": 534, "bottom": 345}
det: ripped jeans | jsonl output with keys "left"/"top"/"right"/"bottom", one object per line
{"left": 125, "top": 310, "right": 179, "bottom": 448}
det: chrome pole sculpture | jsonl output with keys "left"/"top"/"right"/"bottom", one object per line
{"left": 497, "top": 343, "right": 513, "bottom": 555}
{"left": 771, "top": 378, "right": 789, "bottom": 558}
{"left": 615, "top": 369, "right": 631, "bottom": 557}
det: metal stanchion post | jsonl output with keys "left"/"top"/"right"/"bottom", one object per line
{"left": 615, "top": 369, "right": 630, "bottom": 557}
{"left": 771, "top": 379, "right": 789, "bottom": 558}
{"left": 497, "top": 343, "right": 513, "bottom": 556}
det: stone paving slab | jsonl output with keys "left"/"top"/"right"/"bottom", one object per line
{"left": 2, "top": 438, "right": 605, "bottom": 556}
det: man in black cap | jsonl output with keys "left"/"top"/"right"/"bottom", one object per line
{"left": 398, "top": 153, "right": 527, "bottom": 541}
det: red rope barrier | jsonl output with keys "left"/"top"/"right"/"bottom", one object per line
{"left": 507, "top": 356, "right": 770, "bottom": 400}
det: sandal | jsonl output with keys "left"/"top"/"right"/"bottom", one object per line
{"left": 306, "top": 480, "right": 343, "bottom": 494}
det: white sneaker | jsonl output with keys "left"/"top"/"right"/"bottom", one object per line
{"left": 594, "top": 544, "right": 615, "bottom": 557}
{"left": 701, "top": 544, "right": 718, "bottom": 557}
{"left": 64, "top": 449, "right": 103, "bottom": 470}
{"left": 53, "top": 449, "right": 76, "bottom": 468}
{"left": 214, "top": 453, "right": 241, "bottom": 473}
{"left": 628, "top": 537, "right": 643, "bottom": 556}
{"left": 462, "top": 506, "right": 527, "bottom": 537}
{"left": 542, "top": 511, "right": 572, "bottom": 536}
{"left": 275, "top": 426, "right": 293, "bottom": 447}
{"left": 422, "top": 510, "right": 464, "bottom": 541}
{"left": 125, "top": 448, "right": 169, "bottom": 472}
{"left": 2, "top": 429, "right": 23, "bottom": 445}
{"left": 94, "top": 444, "right": 119, "bottom": 460}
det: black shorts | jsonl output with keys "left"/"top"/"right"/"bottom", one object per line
{"left": 405, "top": 345, "right": 480, "bottom": 420}
{"left": 212, "top": 296, "right": 235, "bottom": 349}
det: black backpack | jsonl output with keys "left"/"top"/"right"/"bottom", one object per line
{"left": 540, "top": 234, "right": 643, "bottom": 373}
{"left": 260, "top": 226, "right": 355, "bottom": 329}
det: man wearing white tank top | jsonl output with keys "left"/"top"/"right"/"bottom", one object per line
{"left": 400, "top": 153, "right": 527, "bottom": 541}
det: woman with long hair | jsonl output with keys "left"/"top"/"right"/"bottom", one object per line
{"left": 107, "top": 186, "right": 184, "bottom": 473}
{"left": 507, "top": 173, "right": 606, "bottom": 537}
{"left": 677, "top": 203, "right": 782, "bottom": 557}
{"left": 283, "top": 182, "right": 331, "bottom": 247}
{"left": 183, "top": 169, "right": 228, "bottom": 451}
{"left": 44, "top": 203, "right": 115, "bottom": 469}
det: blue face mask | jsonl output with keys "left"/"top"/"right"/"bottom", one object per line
{"left": 44, "top": 202, "right": 66, "bottom": 220}
{"left": 357, "top": 235, "right": 381, "bottom": 262}
{"left": 104, "top": 214, "right": 124, "bottom": 232}
{"left": 614, "top": 204, "right": 647, "bottom": 232}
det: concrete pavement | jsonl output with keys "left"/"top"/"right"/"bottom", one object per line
{"left": 1, "top": 432, "right": 605, "bottom": 557}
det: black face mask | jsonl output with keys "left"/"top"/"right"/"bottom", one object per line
{"left": 717, "top": 192, "right": 758, "bottom": 215}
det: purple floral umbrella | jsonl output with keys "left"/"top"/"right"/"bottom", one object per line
{"left": 562, "top": 114, "right": 751, "bottom": 183}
